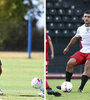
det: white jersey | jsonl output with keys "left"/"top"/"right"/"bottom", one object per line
{"left": 75, "top": 24, "right": 90, "bottom": 53}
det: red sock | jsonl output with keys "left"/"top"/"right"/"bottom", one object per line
{"left": 46, "top": 79, "right": 50, "bottom": 88}
{"left": 46, "top": 67, "right": 50, "bottom": 88}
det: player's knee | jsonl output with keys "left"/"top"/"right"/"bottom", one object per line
{"left": 67, "top": 61, "right": 75, "bottom": 68}
{"left": 85, "top": 65, "right": 90, "bottom": 69}
{"left": 85, "top": 61, "right": 90, "bottom": 69}
{"left": 85, "top": 64, "right": 90, "bottom": 71}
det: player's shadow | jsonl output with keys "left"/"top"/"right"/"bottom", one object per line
{"left": 19, "top": 95, "right": 38, "bottom": 97}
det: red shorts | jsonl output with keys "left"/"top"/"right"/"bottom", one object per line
{"left": 71, "top": 51, "right": 90, "bottom": 65}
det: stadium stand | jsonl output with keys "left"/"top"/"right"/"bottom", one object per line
{"left": 46, "top": 0, "right": 85, "bottom": 37}
{"left": 46, "top": 0, "right": 90, "bottom": 78}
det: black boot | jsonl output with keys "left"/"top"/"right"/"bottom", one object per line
{"left": 46, "top": 87, "right": 61, "bottom": 96}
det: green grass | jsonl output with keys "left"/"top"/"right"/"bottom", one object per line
{"left": 46, "top": 79, "right": 90, "bottom": 100}
{"left": 0, "top": 52, "right": 44, "bottom": 100}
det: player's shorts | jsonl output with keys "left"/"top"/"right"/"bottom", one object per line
{"left": 71, "top": 51, "right": 90, "bottom": 66}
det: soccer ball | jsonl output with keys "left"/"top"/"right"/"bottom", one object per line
{"left": 61, "top": 81, "right": 73, "bottom": 92}
{"left": 31, "top": 77, "right": 43, "bottom": 89}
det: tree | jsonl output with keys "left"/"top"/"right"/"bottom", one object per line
{"left": 0, "top": 0, "right": 44, "bottom": 51}
{"left": 0, "top": 0, "right": 27, "bottom": 50}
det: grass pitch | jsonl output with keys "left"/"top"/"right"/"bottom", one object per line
{"left": 0, "top": 52, "right": 44, "bottom": 100}
{"left": 46, "top": 79, "right": 90, "bottom": 100}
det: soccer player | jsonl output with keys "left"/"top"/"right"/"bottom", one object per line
{"left": 0, "top": 60, "right": 3, "bottom": 95}
{"left": 38, "top": 35, "right": 61, "bottom": 97}
{"left": 46, "top": 35, "right": 61, "bottom": 96}
{"left": 57, "top": 10, "right": 90, "bottom": 92}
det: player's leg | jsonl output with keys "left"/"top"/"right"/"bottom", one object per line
{"left": 38, "top": 68, "right": 51, "bottom": 97}
{"left": 66, "top": 51, "right": 85, "bottom": 82}
{"left": 66, "top": 58, "right": 77, "bottom": 81}
{"left": 56, "top": 58, "right": 76, "bottom": 89}
{"left": 0, "top": 60, "right": 3, "bottom": 95}
{"left": 46, "top": 80, "right": 61, "bottom": 96}
{"left": 78, "top": 60, "right": 90, "bottom": 92}
{"left": 46, "top": 67, "right": 50, "bottom": 89}
{"left": 46, "top": 69, "right": 53, "bottom": 95}
{"left": 38, "top": 87, "right": 45, "bottom": 98}
{"left": 57, "top": 51, "right": 84, "bottom": 89}
{"left": 46, "top": 67, "right": 61, "bottom": 96}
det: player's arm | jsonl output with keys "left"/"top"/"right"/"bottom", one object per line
{"left": 63, "top": 36, "right": 80, "bottom": 55}
{"left": 48, "top": 36, "right": 54, "bottom": 59}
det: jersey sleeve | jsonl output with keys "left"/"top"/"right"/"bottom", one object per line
{"left": 75, "top": 27, "right": 81, "bottom": 37}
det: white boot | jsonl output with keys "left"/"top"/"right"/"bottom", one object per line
{"left": 38, "top": 93, "right": 45, "bottom": 98}
{"left": 38, "top": 88, "right": 45, "bottom": 98}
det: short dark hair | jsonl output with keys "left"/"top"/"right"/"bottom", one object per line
{"left": 84, "top": 10, "right": 90, "bottom": 14}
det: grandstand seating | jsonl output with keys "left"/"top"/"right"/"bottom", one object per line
{"left": 46, "top": 0, "right": 87, "bottom": 37}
